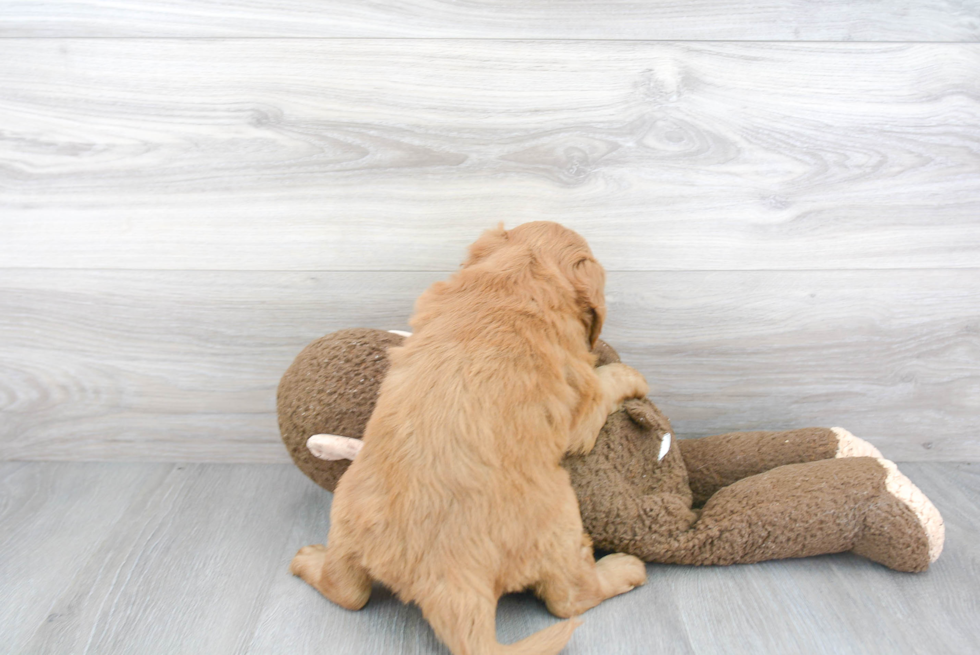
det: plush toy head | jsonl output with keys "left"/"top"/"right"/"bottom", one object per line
{"left": 277, "top": 328, "right": 402, "bottom": 493}
{"left": 561, "top": 340, "right": 696, "bottom": 554}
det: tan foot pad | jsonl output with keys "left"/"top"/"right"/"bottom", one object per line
{"left": 878, "top": 458, "right": 945, "bottom": 563}
{"left": 833, "top": 427, "right": 883, "bottom": 459}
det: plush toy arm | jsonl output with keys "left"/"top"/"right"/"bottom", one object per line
{"left": 677, "top": 427, "right": 881, "bottom": 506}
{"left": 307, "top": 434, "right": 363, "bottom": 461}
{"left": 583, "top": 491, "right": 698, "bottom": 559}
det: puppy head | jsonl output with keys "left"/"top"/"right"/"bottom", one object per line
{"left": 464, "top": 221, "right": 606, "bottom": 348}
{"left": 463, "top": 222, "right": 510, "bottom": 268}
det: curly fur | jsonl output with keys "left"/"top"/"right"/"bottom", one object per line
{"left": 290, "top": 222, "right": 649, "bottom": 655}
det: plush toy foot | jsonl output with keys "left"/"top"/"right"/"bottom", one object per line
{"left": 853, "top": 458, "right": 945, "bottom": 571}
{"left": 832, "top": 427, "right": 883, "bottom": 459}
{"left": 829, "top": 428, "right": 943, "bottom": 570}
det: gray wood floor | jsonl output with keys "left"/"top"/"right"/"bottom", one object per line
{"left": 1, "top": 461, "right": 977, "bottom": 655}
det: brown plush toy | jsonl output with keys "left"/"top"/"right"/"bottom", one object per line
{"left": 278, "top": 328, "right": 944, "bottom": 573}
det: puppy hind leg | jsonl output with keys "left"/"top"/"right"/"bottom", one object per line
{"left": 289, "top": 543, "right": 372, "bottom": 610}
{"left": 535, "top": 534, "right": 647, "bottom": 619}
{"left": 418, "top": 583, "right": 578, "bottom": 655}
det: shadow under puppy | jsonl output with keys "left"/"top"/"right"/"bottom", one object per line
{"left": 290, "top": 222, "right": 650, "bottom": 655}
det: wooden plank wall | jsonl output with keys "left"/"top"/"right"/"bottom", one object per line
{"left": 1, "top": 3, "right": 978, "bottom": 463}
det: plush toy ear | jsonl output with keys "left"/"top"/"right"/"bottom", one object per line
{"left": 462, "top": 223, "right": 508, "bottom": 267}
{"left": 625, "top": 400, "right": 655, "bottom": 428}
{"left": 624, "top": 400, "right": 671, "bottom": 461}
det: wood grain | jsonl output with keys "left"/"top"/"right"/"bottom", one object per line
{"left": 0, "top": 462, "right": 168, "bottom": 655}
{"left": 1, "top": 462, "right": 977, "bottom": 654}
{"left": 2, "top": 40, "right": 978, "bottom": 271}
{"left": 3, "top": 0, "right": 979, "bottom": 40}
{"left": 608, "top": 269, "right": 980, "bottom": 457}
{"left": 1, "top": 268, "right": 976, "bottom": 462}
{"left": 17, "top": 463, "right": 313, "bottom": 654}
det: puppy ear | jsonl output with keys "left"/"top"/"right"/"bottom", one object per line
{"left": 463, "top": 222, "right": 508, "bottom": 267}
{"left": 585, "top": 304, "right": 605, "bottom": 349}
{"left": 571, "top": 258, "right": 606, "bottom": 348}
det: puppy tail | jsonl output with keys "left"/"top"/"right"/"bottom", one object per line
{"left": 420, "top": 585, "right": 580, "bottom": 655}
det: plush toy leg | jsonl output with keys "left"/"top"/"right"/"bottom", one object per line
{"left": 678, "top": 427, "right": 881, "bottom": 506}
{"left": 642, "top": 457, "right": 943, "bottom": 572}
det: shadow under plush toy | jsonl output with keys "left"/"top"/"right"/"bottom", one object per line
{"left": 279, "top": 328, "right": 944, "bottom": 573}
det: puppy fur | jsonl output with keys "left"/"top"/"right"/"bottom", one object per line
{"left": 291, "top": 222, "right": 649, "bottom": 655}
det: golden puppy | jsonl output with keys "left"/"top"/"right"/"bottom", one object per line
{"left": 291, "top": 222, "right": 649, "bottom": 655}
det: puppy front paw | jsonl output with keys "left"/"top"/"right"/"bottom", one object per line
{"left": 598, "top": 363, "right": 649, "bottom": 411}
